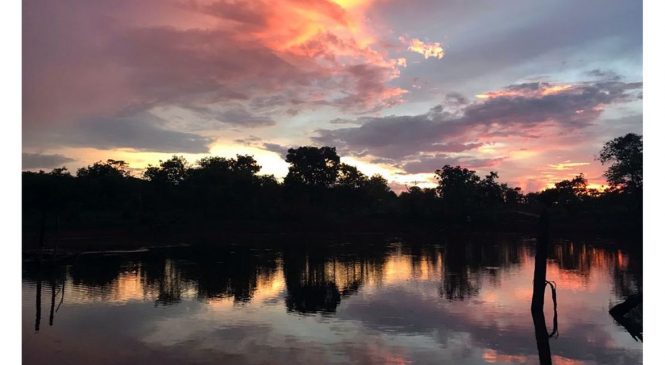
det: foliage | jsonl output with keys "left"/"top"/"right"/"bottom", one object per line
{"left": 77, "top": 159, "right": 130, "bottom": 179}
{"left": 337, "top": 163, "right": 368, "bottom": 189}
{"left": 599, "top": 133, "right": 643, "bottom": 192}
{"left": 22, "top": 134, "right": 643, "bottom": 235}
{"left": 285, "top": 146, "right": 340, "bottom": 188}
{"left": 144, "top": 156, "right": 188, "bottom": 186}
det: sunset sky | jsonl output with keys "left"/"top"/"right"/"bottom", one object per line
{"left": 22, "top": 0, "right": 642, "bottom": 192}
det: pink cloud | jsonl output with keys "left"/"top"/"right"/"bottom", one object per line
{"left": 315, "top": 80, "right": 641, "bottom": 190}
{"left": 23, "top": 0, "right": 407, "bottom": 133}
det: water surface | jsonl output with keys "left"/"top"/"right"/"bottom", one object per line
{"left": 22, "top": 237, "right": 642, "bottom": 364}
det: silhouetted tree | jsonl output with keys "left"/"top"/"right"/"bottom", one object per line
{"left": 364, "top": 174, "right": 395, "bottom": 211}
{"left": 599, "top": 133, "right": 643, "bottom": 192}
{"left": 284, "top": 146, "right": 340, "bottom": 188}
{"left": 23, "top": 167, "right": 76, "bottom": 236}
{"left": 76, "top": 159, "right": 131, "bottom": 179}
{"left": 478, "top": 171, "right": 504, "bottom": 207}
{"left": 74, "top": 159, "right": 140, "bottom": 217}
{"left": 398, "top": 186, "right": 438, "bottom": 220}
{"left": 21, "top": 137, "right": 643, "bottom": 238}
{"left": 231, "top": 154, "right": 262, "bottom": 176}
{"left": 336, "top": 163, "right": 368, "bottom": 189}
{"left": 536, "top": 174, "right": 587, "bottom": 208}
{"left": 435, "top": 165, "right": 482, "bottom": 222}
{"left": 504, "top": 186, "right": 523, "bottom": 206}
{"left": 181, "top": 155, "right": 266, "bottom": 218}
{"left": 144, "top": 156, "right": 188, "bottom": 186}
{"left": 196, "top": 156, "right": 232, "bottom": 172}
{"left": 366, "top": 174, "right": 392, "bottom": 195}
{"left": 435, "top": 165, "right": 481, "bottom": 200}
{"left": 555, "top": 174, "right": 588, "bottom": 201}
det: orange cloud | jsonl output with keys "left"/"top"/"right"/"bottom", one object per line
{"left": 25, "top": 0, "right": 410, "bottom": 131}
{"left": 331, "top": 0, "right": 373, "bottom": 9}
{"left": 482, "top": 349, "right": 529, "bottom": 364}
{"left": 542, "top": 84, "right": 573, "bottom": 95}
{"left": 403, "top": 37, "right": 445, "bottom": 59}
{"left": 552, "top": 355, "right": 585, "bottom": 365}
{"left": 203, "top": 0, "right": 391, "bottom": 69}
{"left": 476, "top": 83, "right": 573, "bottom": 99}
{"left": 229, "top": 0, "right": 407, "bottom": 109}
{"left": 547, "top": 161, "right": 590, "bottom": 171}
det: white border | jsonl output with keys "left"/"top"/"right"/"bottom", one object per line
{"left": 643, "top": 0, "right": 663, "bottom": 363}
{"left": 3, "top": 0, "right": 657, "bottom": 363}
{"left": 0, "top": 0, "right": 22, "bottom": 361}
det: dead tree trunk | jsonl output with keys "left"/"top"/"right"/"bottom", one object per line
{"left": 49, "top": 275, "right": 56, "bottom": 326}
{"left": 34, "top": 277, "right": 42, "bottom": 332}
{"left": 531, "top": 209, "right": 552, "bottom": 365}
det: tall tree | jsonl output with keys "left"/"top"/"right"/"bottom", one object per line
{"left": 231, "top": 155, "right": 261, "bottom": 176}
{"left": 76, "top": 159, "right": 130, "bottom": 179}
{"left": 599, "top": 133, "right": 643, "bottom": 192}
{"left": 284, "top": 146, "right": 340, "bottom": 188}
{"left": 144, "top": 156, "right": 188, "bottom": 186}
{"left": 435, "top": 165, "right": 482, "bottom": 220}
{"left": 435, "top": 165, "right": 481, "bottom": 201}
{"left": 336, "top": 163, "right": 368, "bottom": 189}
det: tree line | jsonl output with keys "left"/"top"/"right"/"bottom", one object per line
{"left": 23, "top": 133, "right": 642, "bottom": 235}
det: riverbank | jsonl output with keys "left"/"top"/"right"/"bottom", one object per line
{"left": 22, "top": 220, "right": 641, "bottom": 264}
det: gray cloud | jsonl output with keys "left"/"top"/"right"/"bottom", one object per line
{"left": 234, "top": 136, "right": 263, "bottom": 144}
{"left": 329, "top": 117, "right": 362, "bottom": 125}
{"left": 586, "top": 69, "right": 622, "bottom": 81}
{"left": 314, "top": 80, "right": 642, "bottom": 163}
{"left": 261, "top": 143, "right": 290, "bottom": 158}
{"left": 216, "top": 106, "right": 275, "bottom": 127}
{"left": 379, "top": 0, "right": 642, "bottom": 100}
{"left": 188, "top": 105, "right": 276, "bottom": 127}
{"left": 23, "top": 0, "right": 404, "bottom": 137}
{"left": 234, "top": 137, "right": 291, "bottom": 158}
{"left": 59, "top": 112, "right": 213, "bottom": 153}
{"left": 22, "top": 153, "right": 75, "bottom": 169}
{"left": 400, "top": 155, "right": 505, "bottom": 174}
{"left": 443, "top": 92, "right": 469, "bottom": 107}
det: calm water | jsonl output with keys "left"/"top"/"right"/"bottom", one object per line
{"left": 22, "top": 237, "right": 642, "bottom": 364}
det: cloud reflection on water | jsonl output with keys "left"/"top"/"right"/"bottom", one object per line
{"left": 22, "top": 239, "right": 642, "bottom": 364}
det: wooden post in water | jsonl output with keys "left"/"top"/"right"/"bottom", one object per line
{"left": 531, "top": 209, "right": 552, "bottom": 365}
{"left": 531, "top": 209, "right": 549, "bottom": 311}
{"left": 57, "top": 275, "right": 66, "bottom": 313}
{"left": 49, "top": 275, "right": 56, "bottom": 326}
{"left": 34, "top": 277, "right": 42, "bottom": 332}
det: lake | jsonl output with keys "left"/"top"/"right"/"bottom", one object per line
{"left": 22, "top": 236, "right": 642, "bottom": 364}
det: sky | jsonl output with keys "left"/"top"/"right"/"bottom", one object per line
{"left": 22, "top": 0, "right": 643, "bottom": 192}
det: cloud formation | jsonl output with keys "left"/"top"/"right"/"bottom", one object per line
{"left": 23, "top": 0, "right": 409, "bottom": 139}
{"left": 187, "top": 105, "right": 276, "bottom": 127}
{"left": 23, "top": 153, "right": 75, "bottom": 169}
{"left": 315, "top": 80, "right": 642, "bottom": 167}
{"left": 400, "top": 155, "right": 504, "bottom": 174}
{"left": 403, "top": 37, "right": 445, "bottom": 59}
{"left": 58, "top": 112, "right": 213, "bottom": 154}
{"left": 548, "top": 161, "right": 591, "bottom": 171}
{"left": 235, "top": 137, "right": 292, "bottom": 159}
{"left": 22, "top": 0, "right": 642, "bottom": 190}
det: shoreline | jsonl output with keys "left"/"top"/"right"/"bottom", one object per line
{"left": 22, "top": 222, "right": 640, "bottom": 263}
